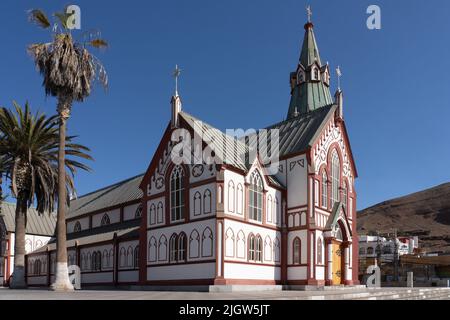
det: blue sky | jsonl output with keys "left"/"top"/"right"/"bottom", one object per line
{"left": 0, "top": 0, "right": 449, "bottom": 210}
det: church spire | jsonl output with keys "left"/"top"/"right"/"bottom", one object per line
{"left": 286, "top": 6, "right": 333, "bottom": 120}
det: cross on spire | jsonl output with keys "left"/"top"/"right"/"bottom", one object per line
{"left": 306, "top": 5, "right": 312, "bottom": 23}
{"left": 173, "top": 64, "right": 181, "bottom": 95}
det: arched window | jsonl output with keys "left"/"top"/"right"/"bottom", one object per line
{"left": 170, "top": 166, "right": 185, "bottom": 222}
{"left": 157, "top": 202, "right": 164, "bottom": 223}
{"left": 178, "top": 233, "right": 187, "bottom": 262}
{"left": 317, "top": 238, "right": 323, "bottom": 264}
{"left": 134, "top": 246, "right": 139, "bottom": 268}
{"left": 293, "top": 238, "right": 301, "bottom": 264}
{"left": 236, "top": 184, "right": 243, "bottom": 215}
{"left": 342, "top": 181, "right": 348, "bottom": 211}
{"left": 73, "top": 221, "right": 81, "bottom": 233}
{"left": 331, "top": 150, "right": 340, "bottom": 206}
{"left": 367, "top": 247, "right": 374, "bottom": 255}
{"left": 249, "top": 171, "right": 263, "bottom": 222}
{"left": 135, "top": 205, "right": 143, "bottom": 219}
{"left": 203, "top": 189, "right": 212, "bottom": 214}
{"left": 193, "top": 192, "right": 202, "bottom": 216}
{"left": 169, "top": 234, "right": 178, "bottom": 262}
{"left": 248, "top": 234, "right": 263, "bottom": 263}
{"left": 322, "top": 171, "right": 328, "bottom": 209}
{"left": 228, "top": 181, "right": 235, "bottom": 213}
{"left": 359, "top": 247, "right": 366, "bottom": 255}
{"left": 267, "top": 195, "right": 273, "bottom": 223}
{"left": 101, "top": 214, "right": 110, "bottom": 226}
{"left": 149, "top": 204, "right": 156, "bottom": 225}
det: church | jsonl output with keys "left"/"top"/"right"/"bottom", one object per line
{"left": 22, "top": 13, "right": 359, "bottom": 290}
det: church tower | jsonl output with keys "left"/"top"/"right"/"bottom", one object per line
{"left": 286, "top": 14, "right": 333, "bottom": 119}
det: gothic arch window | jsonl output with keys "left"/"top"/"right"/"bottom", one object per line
{"left": 119, "top": 247, "right": 126, "bottom": 267}
{"left": 225, "top": 228, "right": 235, "bottom": 258}
{"left": 236, "top": 184, "right": 243, "bottom": 215}
{"left": 134, "top": 246, "right": 139, "bottom": 269}
{"left": 322, "top": 170, "right": 328, "bottom": 209}
{"left": 342, "top": 181, "right": 348, "bottom": 211}
{"left": 267, "top": 195, "right": 273, "bottom": 223}
{"left": 102, "top": 250, "right": 109, "bottom": 268}
{"left": 331, "top": 150, "right": 341, "bottom": 206}
{"left": 317, "top": 238, "right": 323, "bottom": 264}
{"left": 274, "top": 237, "right": 281, "bottom": 262}
{"left": 158, "top": 235, "right": 167, "bottom": 261}
{"left": 91, "top": 251, "right": 102, "bottom": 271}
{"left": 236, "top": 230, "right": 246, "bottom": 259}
{"left": 249, "top": 171, "right": 263, "bottom": 222}
{"left": 367, "top": 247, "right": 374, "bottom": 255}
{"left": 248, "top": 234, "right": 263, "bottom": 263}
{"left": 149, "top": 204, "right": 156, "bottom": 225}
{"left": 101, "top": 214, "right": 110, "bottom": 226}
{"left": 73, "top": 221, "right": 81, "bottom": 233}
{"left": 201, "top": 227, "right": 213, "bottom": 257}
{"left": 126, "top": 246, "right": 133, "bottom": 267}
{"left": 169, "top": 234, "right": 178, "bottom": 262}
{"left": 193, "top": 191, "right": 202, "bottom": 216}
{"left": 135, "top": 205, "right": 143, "bottom": 219}
{"left": 228, "top": 181, "right": 235, "bottom": 213}
{"left": 148, "top": 237, "right": 157, "bottom": 262}
{"left": 157, "top": 202, "right": 164, "bottom": 223}
{"left": 203, "top": 189, "right": 212, "bottom": 214}
{"left": 189, "top": 230, "right": 200, "bottom": 259}
{"left": 170, "top": 166, "right": 185, "bottom": 222}
{"left": 217, "top": 185, "right": 223, "bottom": 204}
{"left": 274, "top": 197, "right": 280, "bottom": 225}
{"left": 264, "top": 236, "right": 272, "bottom": 261}
{"left": 293, "top": 237, "right": 301, "bottom": 265}
{"left": 178, "top": 233, "right": 187, "bottom": 262}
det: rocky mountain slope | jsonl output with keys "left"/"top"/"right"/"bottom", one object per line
{"left": 358, "top": 183, "right": 450, "bottom": 253}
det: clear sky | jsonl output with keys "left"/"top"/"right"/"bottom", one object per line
{"left": 0, "top": 0, "right": 449, "bottom": 210}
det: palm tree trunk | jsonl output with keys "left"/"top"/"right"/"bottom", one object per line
{"left": 51, "top": 104, "right": 74, "bottom": 291}
{"left": 9, "top": 191, "right": 28, "bottom": 289}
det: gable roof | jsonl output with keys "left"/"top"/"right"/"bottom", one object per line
{"left": 252, "top": 104, "right": 336, "bottom": 160}
{"left": 0, "top": 202, "right": 56, "bottom": 236}
{"left": 67, "top": 174, "right": 144, "bottom": 219}
{"left": 180, "top": 111, "right": 249, "bottom": 171}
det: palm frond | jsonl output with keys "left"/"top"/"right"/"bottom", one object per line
{"left": 28, "top": 9, "right": 51, "bottom": 29}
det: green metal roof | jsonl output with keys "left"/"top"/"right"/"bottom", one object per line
{"left": 287, "top": 23, "right": 334, "bottom": 119}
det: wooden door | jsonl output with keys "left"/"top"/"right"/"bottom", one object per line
{"left": 332, "top": 241, "right": 343, "bottom": 285}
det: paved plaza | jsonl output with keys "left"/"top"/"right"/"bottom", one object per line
{"left": 1, "top": 287, "right": 450, "bottom": 300}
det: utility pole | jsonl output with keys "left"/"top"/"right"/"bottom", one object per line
{"left": 393, "top": 228, "right": 399, "bottom": 282}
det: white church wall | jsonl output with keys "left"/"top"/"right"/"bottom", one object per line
{"left": 287, "top": 266, "right": 307, "bottom": 280}
{"left": 274, "top": 159, "right": 287, "bottom": 186}
{"left": 190, "top": 182, "right": 216, "bottom": 220}
{"left": 147, "top": 219, "right": 216, "bottom": 266}
{"left": 286, "top": 154, "right": 308, "bottom": 208}
{"left": 265, "top": 188, "right": 282, "bottom": 227}
{"left": 81, "top": 271, "right": 113, "bottom": 284}
{"left": 223, "top": 170, "right": 245, "bottom": 217}
{"left": 27, "top": 276, "right": 47, "bottom": 285}
{"left": 92, "top": 208, "right": 120, "bottom": 228}
{"left": 189, "top": 164, "right": 216, "bottom": 184}
{"left": 147, "top": 197, "right": 165, "bottom": 227}
{"left": 224, "top": 263, "right": 281, "bottom": 281}
{"left": 67, "top": 217, "right": 89, "bottom": 233}
{"left": 118, "top": 240, "right": 139, "bottom": 270}
{"left": 287, "top": 230, "right": 308, "bottom": 265}
{"left": 124, "top": 203, "right": 141, "bottom": 221}
{"left": 147, "top": 262, "right": 216, "bottom": 281}
{"left": 223, "top": 219, "right": 281, "bottom": 264}
{"left": 118, "top": 270, "right": 139, "bottom": 282}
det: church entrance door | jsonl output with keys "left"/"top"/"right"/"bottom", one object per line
{"left": 331, "top": 240, "right": 343, "bottom": 285}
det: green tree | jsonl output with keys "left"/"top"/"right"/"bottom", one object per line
{"left": 27, "top": 7, "right": 107, "bottom": 290}
{"left": 0, "top": 102, "right": 92, "bottom": 289}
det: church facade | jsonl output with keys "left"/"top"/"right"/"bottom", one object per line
{"left": 24, "top": 16, "right": 359, "bottom": 289}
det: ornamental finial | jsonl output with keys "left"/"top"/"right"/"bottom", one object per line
{"left": 173, "top": 64, "right": 181, "bottom": 96}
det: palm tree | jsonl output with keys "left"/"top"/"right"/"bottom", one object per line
{"left": 0, "top": 101, "right": 92, "bottom": 289}
{"left": 27, "top": 7, "right": 107, "bottom": 291}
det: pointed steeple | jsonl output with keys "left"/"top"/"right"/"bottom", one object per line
{"left": 287, "top": 9, "right": 333, "bottom": 120}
